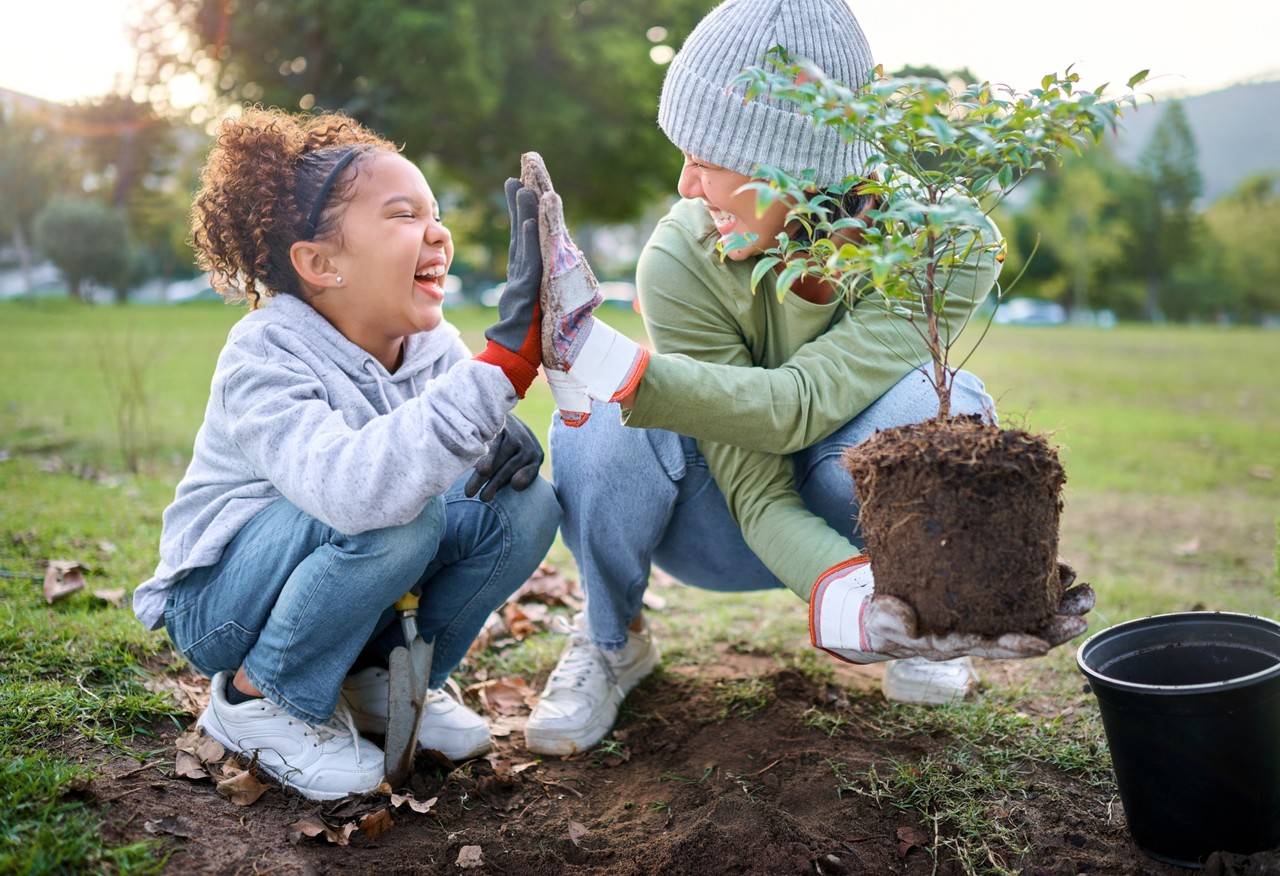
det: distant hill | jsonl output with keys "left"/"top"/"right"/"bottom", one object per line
{"left": 1106, "top": 79, "right": 1280, "bottom": 204}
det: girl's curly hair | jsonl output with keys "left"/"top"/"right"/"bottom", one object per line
{"left": 190, "top": 107, "right": 399, "bottom": 309}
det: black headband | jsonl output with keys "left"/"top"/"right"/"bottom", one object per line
{"left": 303, "top": 149, "right": 358, "bottom": 240}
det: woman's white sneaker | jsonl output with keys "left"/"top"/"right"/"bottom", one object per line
{"left": 197, "top": 671, "right": 384, "bottom": 801}
{"left": 524, "top": 617, "right": 659, "bottom": 756}
{"left": 340, "top": 667, "right": 492, "bottom": 761}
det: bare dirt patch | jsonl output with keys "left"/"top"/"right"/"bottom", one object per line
{"left": 83, "top": 662, "right": 1209, "bottom": 875}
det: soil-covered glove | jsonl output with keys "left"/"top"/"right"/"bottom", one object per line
{"left": 809, "top": 557, "right": 1095, "bottom": 663}
{"left": 464, "top": 414, "right": 543, "bottom": 501}
{"left": 519, "top": 152, "right": 649, "bottom": 427}
{"left": 474, "top": 179, "right": 542, "bottom": 398}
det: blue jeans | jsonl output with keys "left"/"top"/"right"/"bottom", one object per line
{"left": 550, "top": 369, "right": 995, "bottom": 651}
{"left": 164, "top": 473, "right": 561, "bottom": 724}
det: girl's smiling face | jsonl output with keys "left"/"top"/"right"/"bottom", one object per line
{"left": 676, "top": 153, "right": 791, "bottom": 260}
{"left": 295, "top": 152, "right": 454, "bottom": 363}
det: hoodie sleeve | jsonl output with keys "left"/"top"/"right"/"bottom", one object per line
{"left": 220, "top": 349, "right": 515, "bottom": 535}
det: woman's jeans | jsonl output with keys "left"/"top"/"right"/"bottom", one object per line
{"left": 550, "top": 369, "right": 995, "bottom": 651}
{"left": 164, "top": 473, "right": 561, "bottom": 724}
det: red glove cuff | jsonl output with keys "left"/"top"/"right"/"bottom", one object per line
{"left": 475, "top": 341, "right": 538, "bottom": 399}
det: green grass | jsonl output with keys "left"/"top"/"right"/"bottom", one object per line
{"left": 828, "top": 694, "right": 1113, "bottom": 875}
{"left": 713, "top": 676, "right": 774, "bottom": 720}
{"left": 0, "top": 299, "right": 1277, "bottom": 872}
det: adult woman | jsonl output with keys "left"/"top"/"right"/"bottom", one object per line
{"left": 523, "top": 0, "right": 1092, "bottom": 755}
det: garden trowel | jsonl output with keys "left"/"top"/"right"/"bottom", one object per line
{"left": 384, "top": 591, "right": 433, "bottom": 787}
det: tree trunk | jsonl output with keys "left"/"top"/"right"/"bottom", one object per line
{"left": 114, "top": 284, "right": 130, "bottom": 305}
{"left": 1069, "top": 210, "right": 1088, "bottom": 317}
{"left": 12, "top": 225, "right": 34, "bottom": 297}
{"left": 68, "top": 275, "right": 82, "bottom": 301}
{"left": 924, "top": 233, "right": 950, "bottom": 419}
{"left": 1144, "top": 274, "right": 1164, "bottom": 323}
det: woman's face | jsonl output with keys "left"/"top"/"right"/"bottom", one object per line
{"left": 322, "top": 152, "right": 454, "bottom": 339}
{"left": 676, "top": 153, "right": 791, "bottom": 260}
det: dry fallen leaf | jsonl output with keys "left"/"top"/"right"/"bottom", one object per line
{"left": 568, "top": 820, "right": 588, "bottom": 846}
{"left": 456, "top": 845, "right": 485, "bottom": 869}
{"left": 173, "top": 751, "right": 208, "bottom": 780}
{"left": 358, "top": 808, "right": 394, "bottom": 839}
{"left": 475, "top": 676, "right": 539, "bottom": 716}
{"left": 390, "top": 792, "right": 438, "bottom": 814}
{"left": 1173, "top": 537, "right": 1201, "bottom": 558}
{"left": 97, "top": 539, "right": 118, "bottom": 554}
{"left": 193, "top": 736, "right": 225, "bottom": 764}
{"left": 146, "top": 676, "right": 210, "bottom": 716}
{"left": 502, "top": 602, "right": 550, "bottom": 640}
{"left": 216, "top": 767, "right": 269, "bottom": 806}
{"left": 288, "top": 816, "right": 329, "bottom": 843}
{"left": 511, "top": 563, "right": 584, "bottom": 609}
{"left": 466, "top": 611, "right": 511, "bottom": 658}
{"left": 43, "top": 560, "right": 86, "bottom": 603}
{"left": 144, "top": 815, "right": 198, "bottom": 838}
{"left": 174, "top": 729, "right": 202, "bottom": 754}
{"left": 1249, "top": 465, "right": 1274, "bottom": 481}
{"left": 511, "top": 760, "right": 539, "bottom": 775}
{"left": 896, "top": 825, "right": 929, "bottom": 859}
{"left": 288, "top": 815, "right": 358, "bottom": 846}
{"left": 174, "top": 727, "right": 225, "bottom": 767}
{"left": 91, "top": 588, "right": 126, "bottom": 607}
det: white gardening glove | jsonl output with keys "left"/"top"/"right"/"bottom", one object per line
{"left": 520, "top": 152, "right": 649, "bottom": 427}
{"left": 545, "top": 368, "right": 592, "bottom": 428}
{"left": 809, "top": 557, "right": 1095, "bottom": 664}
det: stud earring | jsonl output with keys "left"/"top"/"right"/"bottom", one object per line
{"left": 335, "top": 275, "right": 344, "bottom": 285}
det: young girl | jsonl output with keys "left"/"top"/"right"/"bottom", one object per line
{"left": 132, "top": 109, "right": 559, "bottom": 800}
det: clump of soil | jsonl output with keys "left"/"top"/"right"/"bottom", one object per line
{"left": 844, "top": 415, "right": 1066, "bottom": 636}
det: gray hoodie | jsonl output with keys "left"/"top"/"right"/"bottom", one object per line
{"left": 132, "top": 293, "right": 516, "bottom": 630}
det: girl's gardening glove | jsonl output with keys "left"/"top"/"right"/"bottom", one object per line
{"left": 474, "top": 179, "right": 543, "bottom": 398}
{"left": 520, "top": 152, "right": 649, "bottom": 427}
{"left": 464, "top": 414, "right": 543, "bottom": 502}
{"left": 809, "top": 557, "right": 1095, "bottom": 663}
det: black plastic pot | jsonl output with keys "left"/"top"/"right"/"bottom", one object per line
{"left": 1077, "top": 611, "right": 1280, "bottom": 868}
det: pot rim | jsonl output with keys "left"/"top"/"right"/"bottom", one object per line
{"left": 1077, "top": 610, "right": 1280, "bottom": 695}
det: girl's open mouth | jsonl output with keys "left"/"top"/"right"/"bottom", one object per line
{"left": 414, "top": 264, "right": 447, "bottom": 302}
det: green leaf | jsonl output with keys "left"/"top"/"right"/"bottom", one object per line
{"left": 1127, "top": 69, "right": 1149, "bottom": 89}
{"left": 775, "top": 263, "right": 804, "bottom": 300}
{"left": 750, "top": 256, "right": 781, "bottom": 293}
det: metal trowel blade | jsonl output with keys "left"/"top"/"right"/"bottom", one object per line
{"left": 384, "top": 644, "right": 417, "bottom": 787}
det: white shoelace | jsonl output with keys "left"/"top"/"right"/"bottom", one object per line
{"left": 306, "top": 701, "right": 364, "bottom": 765}
{"left": 548, "top": 631, "right": 618, "bottom": 695}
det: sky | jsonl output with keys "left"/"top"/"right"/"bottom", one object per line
{"left": 1, "top": 0, "right": 1277, "bottom": 105}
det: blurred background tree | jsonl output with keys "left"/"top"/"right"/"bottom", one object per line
{"left": 1202, "top": 174, "right": 1280, "bottom": 320}
{"left": 1014, "top": 148, "right": 1130, "bottom": 315}
{"left": 33, "top": 198, "right": 132, "bottom": 300}
{"left": 0, "top": 5, "right": 1277, "bottom": 321}
{"left": 135, "top": 0, "right": 707, "bottom": 274}
{"left": 0, "top": 108, "right": 72, "bottom": 295}
{"left": 1123, "top": 101, "right": 1203, "bottom": 321}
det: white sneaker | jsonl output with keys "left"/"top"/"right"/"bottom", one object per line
{"left": 524, "top": 616, "right": 660, "bottom": 756}
{"left": 197, "top": 671, "right": 384, "bottom": 801}
{"left": 340, "top": 667, "right": 492, "bottom": 761}
{"left": 881, "top": 656, "right": 978, "bottom": 705}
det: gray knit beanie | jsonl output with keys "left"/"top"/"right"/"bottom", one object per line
{"left": 657, "top": 0, "right": 875, "bottom": 189}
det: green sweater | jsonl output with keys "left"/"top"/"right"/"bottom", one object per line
{"left": 625, "top": 198, "right": 1002, "bottom": 600}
